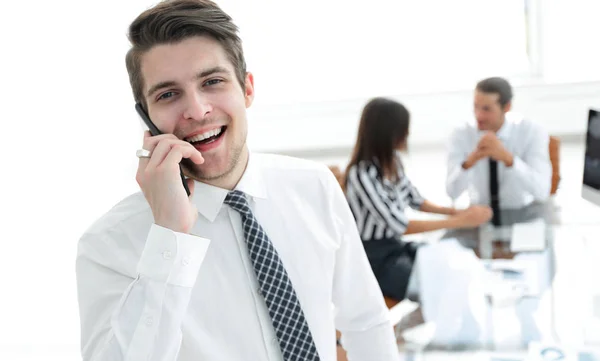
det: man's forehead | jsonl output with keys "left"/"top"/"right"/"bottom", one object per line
{"left": 141, "top": 37, "right": 233, "bottom": 83}
{"left": 475, "top": 91, "right": 500, "bottom": 103}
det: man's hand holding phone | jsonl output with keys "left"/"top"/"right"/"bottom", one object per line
{"left": 136, "top": 131, "right": 204, "bottom": 234}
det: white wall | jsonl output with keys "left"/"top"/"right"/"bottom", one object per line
{"left": 540, "top": 0, "right": 600, "bottom": 84}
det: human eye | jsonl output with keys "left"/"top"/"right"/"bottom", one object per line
{"left": 157, "top": 91, "right": 176, "bottom": 101}
{"left": 204, "top": 78, "right": 224, "bottom": 87}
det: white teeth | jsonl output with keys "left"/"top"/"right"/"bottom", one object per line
{"left": 186, "top": 127, "right": 223, "bottom": 142}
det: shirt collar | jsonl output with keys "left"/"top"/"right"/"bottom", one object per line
{"left": 477, "top": 112, "right": 515, "bottom": 140}
{"left": 190, "top": 152, "right": 268, "bottom": 222}
{"left": 495, "top": 117, "right": 513, "bottom": 140}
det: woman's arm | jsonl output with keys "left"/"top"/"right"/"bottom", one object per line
{"left": 404, "top": 218, "right": 462, "bottom": 235}
{"left": 419, "top": 200, "right": 458, "bottom": 216}
{"left": 405, "top": 204, "right": 492, "bottom": 235}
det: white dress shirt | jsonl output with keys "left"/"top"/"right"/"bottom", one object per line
{"left": 446, "top": 114, "right": 552, "bottom": 209}
{"left": 76, "top": 152, "right": 399, "bottom": 361}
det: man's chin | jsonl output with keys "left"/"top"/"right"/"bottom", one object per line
{"left": 185, "top": 166, "right": 227, "bottom": 181}
{"left": 181, "top": 143, "right": 246, "bottom": 183}
{"left": 181, "top": 159, "right": 228, "bottom": 181}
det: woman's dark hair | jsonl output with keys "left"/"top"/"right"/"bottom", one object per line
{"left": 345, "top": 97, "right": 410, "bottom": 183}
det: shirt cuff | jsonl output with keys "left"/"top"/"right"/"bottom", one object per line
{"left": 137, "top": 224, "right": 210, "bottom": 287}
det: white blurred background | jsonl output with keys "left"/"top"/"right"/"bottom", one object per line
{"left": 0, "top": 0, "right": 599, "bottom": 359}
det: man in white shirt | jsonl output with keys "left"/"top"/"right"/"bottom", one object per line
{"left": 75, "top": 1, "right": 399, "bottom": 360}
{"left": 446, "top": 77, "right": 551, "bottom": 221}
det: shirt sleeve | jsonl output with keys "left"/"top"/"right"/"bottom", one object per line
{"left": 76, "top": 224, "right": 210, "bottom": 361}
{"left": 404, "top": 176, "right": 425, "bottom": 210}
{"left": 504, "top": 124, "right": 552, "bottom": 201}
{"left": 346, "top": 163, "right": 411, "bottom": 236}
{"left": 446, "top": 127, "right": 472, "bottom": 200}
{"left": 327, "top": 171, "right": 401, "bottom": 361}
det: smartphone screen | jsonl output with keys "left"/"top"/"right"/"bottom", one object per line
{"left": 135, "top": 103, "right": 191, "bottom": 196}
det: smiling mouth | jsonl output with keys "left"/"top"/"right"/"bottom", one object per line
{"left": 185, "top": 126, "right": 227, "bottom": 145}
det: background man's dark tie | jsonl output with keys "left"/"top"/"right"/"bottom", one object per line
{"left": 489, "top": 159, "right": 501, "bottom": 226}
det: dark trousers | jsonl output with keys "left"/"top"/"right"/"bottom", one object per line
{"left": 362, "top": 238, "right": 420, "bottom": 301}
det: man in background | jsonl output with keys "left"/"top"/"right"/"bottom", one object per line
{"left": 446, "top": 77, "right": 551, "bottom": 224}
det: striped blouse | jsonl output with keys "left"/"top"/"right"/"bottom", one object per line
{"left": 345, "top": 158, "right": 425, "bottom": 241}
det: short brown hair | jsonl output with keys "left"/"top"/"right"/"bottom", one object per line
{"left": 476, "top": 77, "right": 513, "bottom": 107}
{"left": 125, "top": 0, "right": 247, "bottom": 108}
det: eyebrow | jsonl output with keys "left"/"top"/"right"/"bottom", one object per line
{"left": 146, "top": 66, "right": 231, "bottom": 98}
{"left": 197, "top": 66, "right": 230, "bottom": 80}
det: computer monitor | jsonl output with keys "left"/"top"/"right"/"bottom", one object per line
{"left": 582, "top": 108, "right": 600, "bottom": 206}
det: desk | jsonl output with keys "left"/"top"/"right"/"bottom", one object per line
{"left": 408, "top": 200, "right": 600, "bottom": 353}
{"left": 412, "top": 202, "right": 556, "bottom": 350}
{"left": 443, "top": 201, "right": 554, "bottom": 258}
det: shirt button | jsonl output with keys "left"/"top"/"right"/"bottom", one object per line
{"left": 145, "top": 316, "right": 154, "bottom": 326}
{"left": 182, "top": 257, "right": 191, "bottom": 266}
{"left": 271, "top": 337, "right": 278, "bottom": 346}
{"left": 162, "top": 250, "right": 172, "bottom": 260}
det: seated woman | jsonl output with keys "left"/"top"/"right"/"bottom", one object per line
{"left": 344, "top": 97, "right": 492, "bottom": 302}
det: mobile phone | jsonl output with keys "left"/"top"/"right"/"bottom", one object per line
{"left": 135, "top": 103, "right": 191, "bottom": 196}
